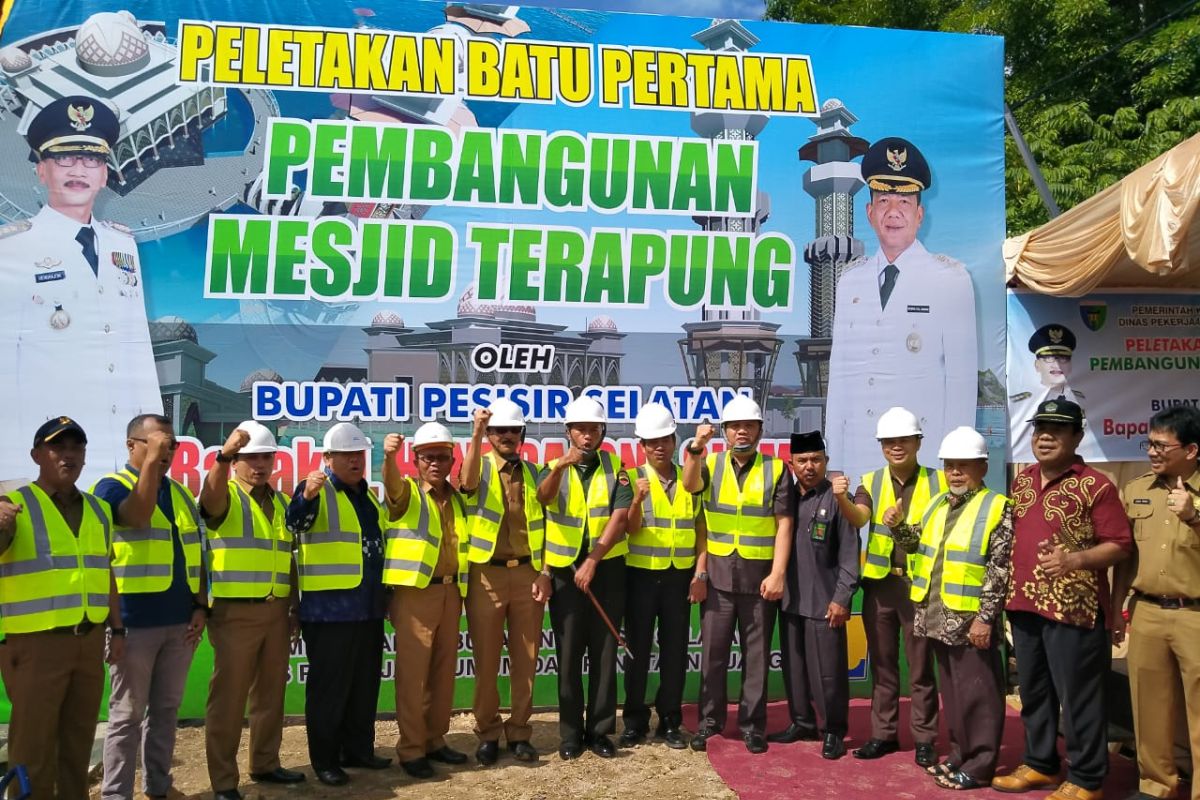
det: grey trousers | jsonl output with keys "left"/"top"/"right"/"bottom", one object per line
{"left": 101, "top": 623, "right": 195, "bottom": 800}
{"left": 699, "top": 587, "right": 777, "bottom": 736}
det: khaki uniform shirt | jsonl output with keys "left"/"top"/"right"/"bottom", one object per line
{"left": 1122, "top": 469, "right": 1200, "bottom": 598}
{"left": 426, "top": 485, "right": 462, "bottom": 578}
{"left": 492, "top": 460, "right": 530, "bottom": 561}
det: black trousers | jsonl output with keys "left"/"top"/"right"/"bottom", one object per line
{"left": 1009, "top": 610, "right": 1110, "bottom": 790}
{"left": 301, "top": 619, "right": 385, "bottom": 771}
{"left": 778, "top": 610, "right": 850, "bottom": 737}
{"left": 549, "top": 558, "right": 625, "bottom": 744}
{"left": 622, "top": 566, "right": 692, "bottom": 733}
{"left": 699, "top": 587, "right": 776, "bottom": 736}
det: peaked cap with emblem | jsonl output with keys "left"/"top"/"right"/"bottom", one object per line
{"left": 26, "top": 95, "right": 119, "bottom": 159}
{"left": 1029, "top": 397, "right": 1084, "bottom": 426}
{"left": 861, "top": 136, "right": 930, "bottom": 194}
{"left": 1028, "top": 323, "right": 1076, "bottom": 357}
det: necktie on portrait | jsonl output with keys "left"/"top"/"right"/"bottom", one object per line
{"left": 879, "top": 263, "right": 899, "bottom": 310}
{"left": 76, "top": 226, "right": 99, "bottom": 277}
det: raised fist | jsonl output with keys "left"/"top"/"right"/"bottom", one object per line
{"left": 473, "top": 408, "right": 493, "bottom": 432}
{"left": 0, "top": 499, "right": 22, "bottom": 531}
{"left": 830, "top": 474, "right": 849, "bottom": 496}
{"left": 221, "top": 429, "right": 250, "bottom": 459}
{"left": 634, "top": 477, "right": 651, "bottom": 502}
{"left": 693, "top": 423, "right": 716, "bottom": 448}
{"left": 145, "top": 430, "right": 175, "bottom": 462}
{"left": 383, "top": 433, "right": 404, "bottom": 457}
{"left": 559, "top": 446, "right": 585, "bottom": 467}
{"left": 303, "top": 470, "right": 328, "bottom": 501}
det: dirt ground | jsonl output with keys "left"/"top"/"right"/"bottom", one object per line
{"left": 91, "top": 712, "right": 736, "bottom": 800}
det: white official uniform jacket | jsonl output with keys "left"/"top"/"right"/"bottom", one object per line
{"left": 825, "top": 240, "right": 978, "bottom": 483}
{"left": 0, "top": 205, "right": 161, "bottom": 489}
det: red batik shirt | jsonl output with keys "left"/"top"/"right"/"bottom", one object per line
{"left": 1007, "top": 459, "right": 1132, "bottom": 629}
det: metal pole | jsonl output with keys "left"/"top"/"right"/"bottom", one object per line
{"left": 1005, "top": 103, "right": 1061, "bottom": 219}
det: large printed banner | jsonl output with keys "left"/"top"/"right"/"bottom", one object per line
{"left": 1007, "top": 290, "right": 1200, "bottom": 462}
{"left": 0, "top": 0, "right": 1005, "bottom": 719}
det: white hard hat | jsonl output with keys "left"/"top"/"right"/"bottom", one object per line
{"left": 235, "top": 420, "right": 277, "bottom": 454}
{"left": 876, "top": 407, "right": 923, "bottom": 439}
{"left": 413, "top": 422, "right": 454, "bottom": 450}
{"left": 323, "top": 422, "right": 371, "bottom": 452}
{"left": 634, "top": 402, "right": 677, "bottom": 440}
{"left": 563, "top": 396, "right": 606, "bottom": 425}
{"left": 486, "top": 398, "right": 525, "bottom": 428}
{"left": 937, "top": 427, "right": 988, "bottom": 460}
{"left": 720, "top": 395, "right": 763, "bottom": 424}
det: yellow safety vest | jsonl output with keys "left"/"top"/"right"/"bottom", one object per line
{"left": 861, "top": 465, "right": 947, "bottom": 580}
{"left": 543, "top": 451, "right": 628, "bottom": 567}
{"left": 296, "top": 481, "right": 380, "bottom": 592}
{"left": 910, "top": 489, "right": 1008, "bottom": 612}
{"left": 626, "top": 464, "right": 697, "bottom": 570}
{"left": 383, "top": 477, "right": 469, "bottom": 597}
{"left": 97, "top": 470, "right": 202, "bottom": 594}
{"left": 467, "top": 452, "right": 545, "bottom": 569}
{"left": 0, "top": 484, "right": 112, "bottom": 634}
{"left": 703, "top": 452, "right": 782, "bottom": 560}
{"left": 207, "top": 483, "right": 292, "bottom": 598}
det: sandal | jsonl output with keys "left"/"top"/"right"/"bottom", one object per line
{"left": 934, "top": 770, "right": 984, "bottom": 790}
{"left": 925, "top": 761, "right": 959, "bottom": 777}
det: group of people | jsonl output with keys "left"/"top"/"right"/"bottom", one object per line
{"left": 0, "top": 395, "right": 1197, "bottom": 800}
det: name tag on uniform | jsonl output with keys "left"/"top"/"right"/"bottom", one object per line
{"left": 1132, "top": 498, "right": 1151, "bottom": 505}
{"left": 907, "top": 305, "right": 930, "bottom": 313}
{"left": 35, "top": 270, "right": 66, "bottom": 283}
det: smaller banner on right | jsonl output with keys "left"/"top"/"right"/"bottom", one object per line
{"left": 1007, "top": 290, "right": 1200, "bottom": 463}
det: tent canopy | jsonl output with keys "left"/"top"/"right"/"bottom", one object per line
{"left": 1003, "top": 132, "right": 1200, "bottom": 295}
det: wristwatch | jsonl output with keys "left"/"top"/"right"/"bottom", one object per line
{"left": 694, "top": 571, "right": 709, "bottom": 582}
{"left": 540, "top": 568, "right": 553, "bottom": 578}
{"left": 108, "top": 626, "right": 127, "bottom": 637}
{"left": 687, "top": 444, "right": 706, "bottom": 456}
{"left": 215, "top": 451, "right": 235, "bottom": 464}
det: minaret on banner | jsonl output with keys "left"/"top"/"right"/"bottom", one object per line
{"left": 678, "top": 19, "right": 782, "bottom": 408}
{"left": 793, "top": 98, "right": 868, "bottom": 405}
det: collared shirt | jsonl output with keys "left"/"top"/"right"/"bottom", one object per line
{"left": 1121, "top": 467, "right": 1200, "bottom": 599}
{"left": 493, "top": 459, "right": 530, "bottom": 560}
{"left": 885, "top": 469, "right": 919, "bottom": 570}
{"left": 1008, "top": 459, "right": 1132, "bottom": 629}
{"left": 896, "top": 487, "right": 1014, "bottom": 646}
{"left": 424, "top": 482, "right": 462, "bottom": 578}
{"left": 287, "top": 474, "right": 386, "bottom": 622}
{"left": 94, "top": 463, "right": 194, "bottom": 628}
{"left": 783, "top": 478, "right": 860, "bottom": 618}
{"left": 701, "top": 453, "right": 795, "bottom": 595}
{"left": 537, "top": 450, "right": 633, "bottom": 565}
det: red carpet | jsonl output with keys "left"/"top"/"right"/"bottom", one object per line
{"left": 685, "top": 698, "right": 1140, "bottom": 799}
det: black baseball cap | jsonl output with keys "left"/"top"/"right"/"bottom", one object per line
{"left": 33, "top": 416, "right": 88, "bottom": 447}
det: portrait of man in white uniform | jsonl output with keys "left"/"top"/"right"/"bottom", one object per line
{"left": 825, "top": 137, "right": 978, "bottom": 483}
{"left": 0, "top": 95, "right": 161, "bottom": 490}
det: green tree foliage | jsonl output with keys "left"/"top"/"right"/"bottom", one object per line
{"left": 765, "top": 0, "right": 1200, "bottom": 232}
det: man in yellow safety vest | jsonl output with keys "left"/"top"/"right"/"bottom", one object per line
{"left": 199, "top": 421, "right": 303, "bottom": 800}
{"left": 683, "top": 395, "right": 793, "bottom": 755}
{"left": 460, "top": 399, "right": 551, "bottom": 765}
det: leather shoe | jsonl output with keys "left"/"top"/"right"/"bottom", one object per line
{"left": 1046, "top": 782, "right": 1102, "bottom": 800}
{"left": 743, "top": 733, "right": 768, "bottom": 754}
{"left": 822, "top": 733, "right": 846, "bottom": 760}
{"left": 340, "top": 754, "right": 392, "bottom": 769}
{"left": 314, "top": 768, "right": 349, "bottom": 787}
{"left": 476, "top": 740, "right": 499, "bottom": 766}
{"left": 213, "top": 790, "right": 242, "bottom": 800}
{"left": 426, "top": 745, "right": 467, "bottom": 765}
{"left": 508, "top": 740, "right": 538, "bottom": 762}
{"left": 591, "top": 735, "right": 616, "bottom": 758}
{"left": 992, "top": 764, "right": 1060, "bottom": 793}
{"left": 618, "top": 728, "right": 646, "bottom": 747}
{"left": 853, "top": 738, "right": 900, "bottom": 759}
{"left": 662, "top": 727, "right": 687, "bottom": 750}
{"left": 766, "top": 721, "right": 819, "bottom": 743}
{"left": 400, "top": 758, "right": 435, "bottom": 779}
{"left": 690, "top": 726, "right": 719, "bottom": 752}
{"left": 559, "top": 740, "right": 584, "bottom": 760}
{"left": 250, "top": 767, "right": 305, "bottom": 784}
{"left": 915, "top": 742, "right": 937, "bottom": 768}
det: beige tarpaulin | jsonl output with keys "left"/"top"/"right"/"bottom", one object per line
{"left": 1004, "top": 132, "right": 1200, "bottom": 295}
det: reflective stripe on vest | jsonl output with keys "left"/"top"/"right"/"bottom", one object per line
{"left": 543, "top": 451, "right": 626, "bottom": 567}
{"left": 626, "top": 464, "right": 697, "bottom": 570}
{"left": 384, "top": 478, "right": 469, "bottom": 596}
{"left": 909, "top": 489, "right": 1007, "bottom": 613}
{"left": 861, "top": 466, "right": 946, "bottom": 580}
{"left": 704, "top": 452, "right": 781, "bottom": 560}
{"left": 0, "top": 485, "right": 111, "bottom": 634}
{"left": 296, "top": 481, "right": 374, "bottom": 591}
{"left": 467, "top": 453, "right": 546, "bottom": 570}
{"left": 207, "top": 483, "right": 292, "bottom": 598}
{"left": 99, "top": 470, "right": 203, "bottom": 593}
